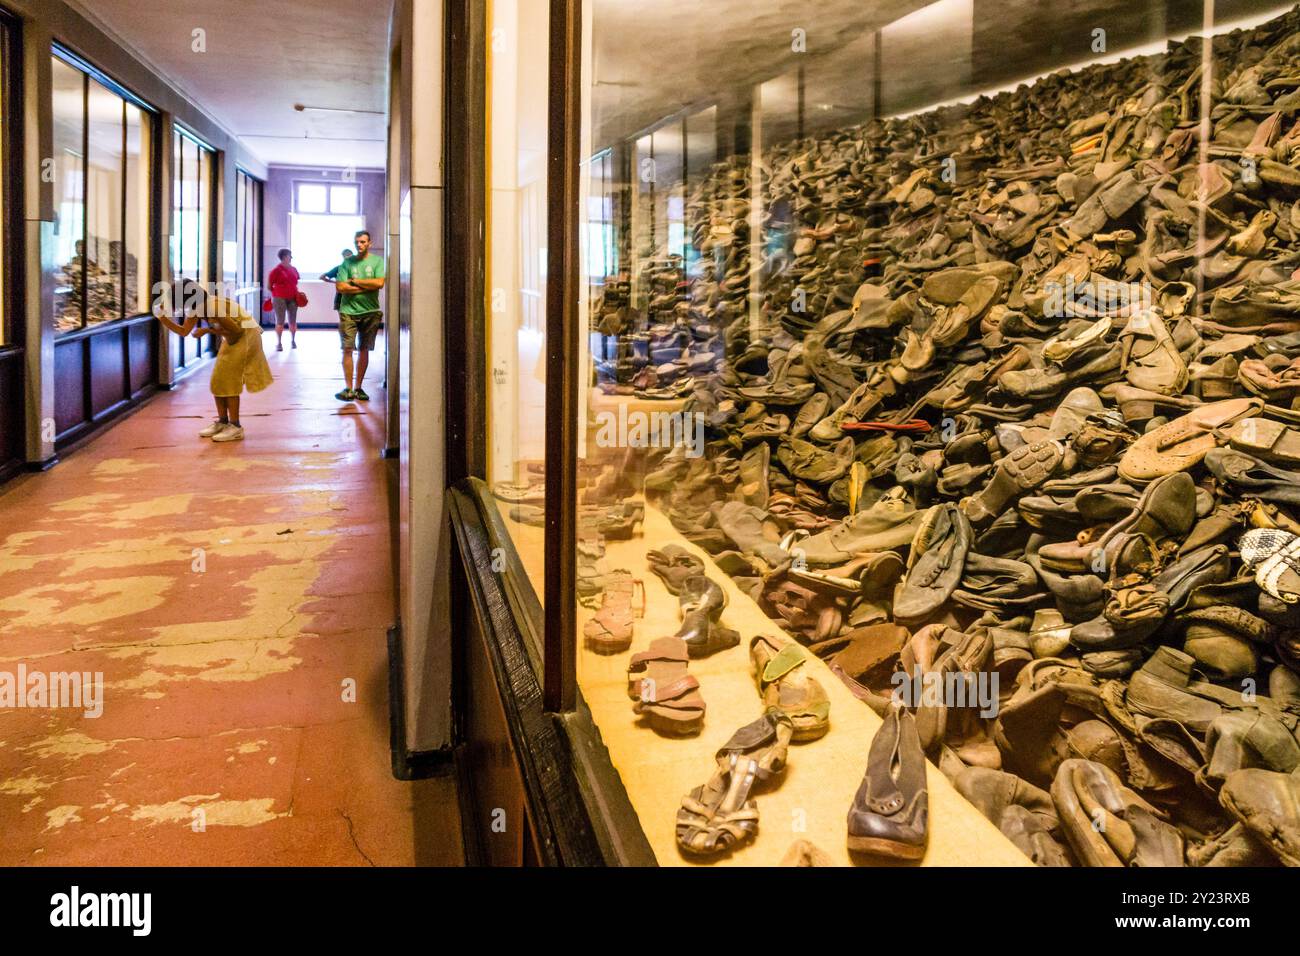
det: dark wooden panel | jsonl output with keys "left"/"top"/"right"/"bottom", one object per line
{"left": 447, "top": 480, "right": 653, "bottom": 866}
{"left": 464, "top": 609, "right": 529, "bottom": 866}
{"left": 128, "top": 321, "right": 155, "bottom": 395}
{"left": 89, "top": 326, "right": 127, "bottom": 416}
{"left": 54, "top": 339, "right": 86, "bottom": 435}
{"left": 0, "top": 349, "right": 23, "bottom": 470}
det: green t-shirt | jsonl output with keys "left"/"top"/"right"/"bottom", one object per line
{"left": 336, "top": 254, "right": 386, "bottom": 316}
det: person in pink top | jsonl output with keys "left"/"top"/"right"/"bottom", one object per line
{"left": 267, "top": 248, "right": 300, "bottom": 351}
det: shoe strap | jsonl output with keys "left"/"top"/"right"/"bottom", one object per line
{"left": 760, "top": 643, "right": 807, "bottom": 686}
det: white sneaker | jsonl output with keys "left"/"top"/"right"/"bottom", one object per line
{"left": 199, "top": 420, "right": 229, "bottom": 438}
{"left": 211, "top": 424, "right": 244, "bottom": 443}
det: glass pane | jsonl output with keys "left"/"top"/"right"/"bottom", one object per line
{"left": 180, "top": 136, "right": 199, "bottom": 280}
{"left": 124, "top": 102, "right": 150, "bottom": 316}
{"left": 198, "top": 144, "right": 211, "bottom": 285}
{"left": 52, "top": 59, "right": 85, "bottom": 334}
{"left": 569, "top": 0, "right": 1300, "bottom": 866}
{"left": 330, "top": 183, "right": 359, "bottom": 215}
{"left": 236, "top": 172, "right": 246, "bottom": 286}
{"left": 171, "top": 130, "right": 182, "bottom": 282}
{"left": 85, "top": 79, "right": 124, "bottom": 328}
{"left": 289, "top": 212, "right": 364, "bottom": 276}
{"left": 486, "top": 0, "right": 549, "bottom": 606}
{"left": 297, "top": 182, "right": 328, "bottom": 213}
{"left": 248, "top": 176, "right": 261, "bottom": 314}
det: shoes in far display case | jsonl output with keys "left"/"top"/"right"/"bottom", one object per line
{"left": 553, "top": 6, "right": 1300, "bottom": 867}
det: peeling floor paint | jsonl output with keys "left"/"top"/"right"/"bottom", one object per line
{"left": 0, "top": 334, "right": 463, "bottom": 865}
{"left": 44, "top": 806, "right": 82, "bottom": 831}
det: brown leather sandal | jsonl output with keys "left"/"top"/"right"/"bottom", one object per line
{"left": 583, "top": 570, "right": 644, "bottom": 654}
{"left": 627, "top": 637, "right": 705, "bottom": 735}
{"left": 676, "top": 708, "right": 794, "bottom": 857}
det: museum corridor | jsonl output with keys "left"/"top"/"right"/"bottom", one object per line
{"left": 0, "top": 333, "right": 461, "bottom": 865}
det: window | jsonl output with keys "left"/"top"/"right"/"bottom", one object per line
{"left": 329, "top": 184, "right": 359, "bottom": 215}
{"left": 51, "top": 58, "right": 85, "bottom": 334}
{"left": 485, "top": 0, "right": 549, "bottom": 601}
{"left": 51, "top": 51, "right": 154, "bottom": 335}
{"left": 170, "top": 127, "right": 213, "bottom": 286}
{"left": 287, "top": 181, "right": 365, "bottom": 276}
{"left": 170, "top": 127, "right": 214, "bottom": 366}
{"left": 289, "top": 214, "right": 365, "bottom": 277}
{"left": 288, "top": 181, "right": 365, "bottom": 275}
{"left": 584, "top": 149, "right": 616, "bottom": 289}
{"left": 296, "top": 182, "right": 327, "bottom": 213}
{"left": 294, "top": 181, "right": 360, "bottom": 215}
{"left": 234, "top": 169, "right": 263, "bottom": 318}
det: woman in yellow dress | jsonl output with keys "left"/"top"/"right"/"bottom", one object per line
{"left": 157, "top": 281, "right": 273, "bottom": 442}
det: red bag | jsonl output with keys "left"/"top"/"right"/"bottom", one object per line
{"left": 295, "top": 291, "right": 309, "bottom": 308}
{"left": 262, "top": 298, "right": 273, "bottom": 312}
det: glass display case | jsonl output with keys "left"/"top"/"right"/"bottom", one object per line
{"left": 470, "top": 0, "right": 1300, "bottom": 867}
{"left": 52, "top": 54, "right": 154, "bottom": 335}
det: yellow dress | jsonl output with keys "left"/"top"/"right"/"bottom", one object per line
{"left": 208, "top": 298, "right": 274, "bottom": 397}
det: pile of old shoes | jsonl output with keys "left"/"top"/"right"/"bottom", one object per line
{"left": 590, "top": 7, "right": 1300, "bottom": 866}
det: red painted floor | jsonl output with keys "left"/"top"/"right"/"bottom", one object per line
{"left": 0, "top": 331, "right": 462, "bottom": 865}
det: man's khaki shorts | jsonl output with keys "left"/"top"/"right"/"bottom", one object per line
{"left": 339, "top": 311, "right": 383, "bottom": 351}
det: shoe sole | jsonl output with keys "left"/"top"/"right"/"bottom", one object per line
{"left": 846, "top": 834, "right": 927, "bottom": 859}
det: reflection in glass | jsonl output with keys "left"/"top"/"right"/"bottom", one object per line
{"left": 485, "top": 0, "right": 550, "bottom": 603}
{"left": 52, "top": 58, "right": 85, "bottom": 334}
{"left": 85, "top": 79, "right": 124, "bottom": 327}
{"left": 198, "top": 138, "right": 212, "bottom": 288}
{"left": 171, "top": 129, "right": 182, "bottom": 284}
{"left": 124, "top": 102, "right": 150, "bottom": 317}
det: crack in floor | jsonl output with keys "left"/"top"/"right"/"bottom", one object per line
{"left": 338, "top": 808, "right": 375, "bottom": 866}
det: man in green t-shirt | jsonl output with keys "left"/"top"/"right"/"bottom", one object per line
{"left": 333, "top": 229, "right": 386, "bottom": 402}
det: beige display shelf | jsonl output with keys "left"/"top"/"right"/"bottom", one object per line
{"left": 499, "top": 499, "right": 1032, "bottom": 867}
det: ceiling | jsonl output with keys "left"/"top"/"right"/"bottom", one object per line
{"left": 66, "top": 0, "right": 389, "bottom": 169}
{"left": 66, "top": 0, "right": 1296, "bottom": 171}
{"left": 590, "top": 0, "right": 1298, "bottom": 150}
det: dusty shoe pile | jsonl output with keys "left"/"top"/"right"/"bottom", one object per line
{"left": 610, "top": 8, "right": 1300, "bottom": 865}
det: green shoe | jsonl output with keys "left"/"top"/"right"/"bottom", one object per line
{"left": 335, "top": 388, "right": 355, "bottom": 402}
{"left": 353, "top": 387, "right": 370, "bottom": 402}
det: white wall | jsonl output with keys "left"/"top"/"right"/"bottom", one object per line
{"left": 394, "top": 0, "right": 450, "bottom": 754}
